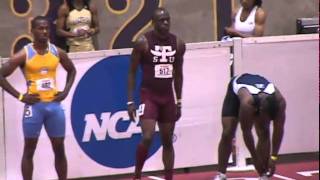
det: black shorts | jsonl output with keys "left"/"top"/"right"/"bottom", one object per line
{"left": 221, "top": 77, "right": 240, "bottom": 117}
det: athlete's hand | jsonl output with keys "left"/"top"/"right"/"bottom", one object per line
{"left": 127, "top": 103, "right": 137, "bottom": 122}
{"left": 224, "top": 27, "right": 238, "bottom": 37}
{"left": 54, "top": 91, "right": 68, "bottom": 102}
{"left": 22, "top": 94, "right": 40, "bottom": 104}
{"left": 87, "top": 28, "right": 96, "bottom": 36}
{"left": 176, "top": 103, "right": 182, "bottom": 121}
{"left": 267, "top": 157, "right": 276, "bottom": 177}
{"left": 77, "top": 29, "right": 88, "bottom": 36}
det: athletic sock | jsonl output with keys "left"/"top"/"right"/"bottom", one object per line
{"left": 164, "top": 169, "right": 173, "bottom": 180}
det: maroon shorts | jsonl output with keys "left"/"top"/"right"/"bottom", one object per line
{"left": 139, "top": 88, "right": 177, "bottom": 123}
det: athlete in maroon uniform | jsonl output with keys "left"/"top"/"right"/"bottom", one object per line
{"left": 127, "top": 7, "right": 186, "bottom": 180}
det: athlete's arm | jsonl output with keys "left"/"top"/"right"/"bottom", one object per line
{"left": 0, "top": 50, "right": 39, "bottom": 104}
{"left": 268, "top": 88, "right": 286, "bottom": 177}
{"left": 271, "top": 89, "right": 286, "bottom": 157}
{"left": 88, "top": 3, "right": 100, "bottom": 35}
{"left": 127, "top": 36, "right": 146, "bottom": 121}
{"left": 238, "top": 88, "right": 263, "bottom": 174}
{"left": 56, "top": 4, "right": 77, "bottom": 38}
{"left": 0, "top": 50, "right": 26, "bottom": 99}
{"left": 54, "top": 48, "right": 76, "bottom": 102}
{"left": 174, "top": 38, "right": 185, "bottom": 103}
{"left": 253, "top": 8, "right": 267, "bottom": 37}
{"left": 230, "top": 8, "right": 238, "bottom": 28}
{"left": 224, "top": 8, "right": 238, "bottom": 36}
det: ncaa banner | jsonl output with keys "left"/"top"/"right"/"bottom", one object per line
{"left": 3, "top": 43, "right": 231, "bottom": 179}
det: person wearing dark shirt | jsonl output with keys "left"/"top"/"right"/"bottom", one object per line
{"left": 127, "top": 7, "right": 186, "bottom": 180}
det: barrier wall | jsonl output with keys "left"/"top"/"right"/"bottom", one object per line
{"left": 1, "top": 43, "right": 232, "bottom": 179}
{"left": 0, "top": 34, "right": 318, "bottom": 179}
{"left": 0, "top": 56, "right": 6, "bottom": 180}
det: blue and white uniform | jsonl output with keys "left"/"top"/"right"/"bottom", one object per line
{"left": 222, "top": 73, "right": 275, "bottom": 117}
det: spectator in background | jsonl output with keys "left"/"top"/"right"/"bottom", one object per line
{"left": 56, "top": 0, "right": 99, "bottom": 52}
{"left": 223, "top": 0, "right": 267, "bottom": 39}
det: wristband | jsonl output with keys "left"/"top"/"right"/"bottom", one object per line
{"left": 177, "top": 99, "right": 182, "bottom": 103}
{"left": 18, "top": 94, "right": 24, "bottom": 101}
{"left": 271, "top": 155, "right": 278, "bottom": 161}
{"left": 127, "top": 101, "right": 134, "bottom": 105}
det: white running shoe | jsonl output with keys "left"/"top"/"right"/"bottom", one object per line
{"left": 259, "top": 174, "right": 269, "bottom": 180}
{"left": 214, "top": 173, "right": 227, "bottom": 180}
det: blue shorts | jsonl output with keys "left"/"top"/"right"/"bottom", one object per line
{"left": 22, "top": 102, "right": 65, "bottom": 138}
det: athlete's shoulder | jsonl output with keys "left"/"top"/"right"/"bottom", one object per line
{"left": 255, "top": 7, "right": 267, "bottom": 22}
{"left": 48, "top": 43, "right": 59, "bottom": 54}
{"left": 88, "top": 2, "right": 98, "bottom": 12}
{"left": 133, "top": 34, "right": 148, "bottom": 52}
{"left": 176, "top": 36, "right": 185, "bottom": 46}
{"left": 9, "top": 47, "right": 27, "bottom": 66}
{"left": 232, "top": 6, "right": 241, "bottom": 19}
{"left": 256, "top": 6, "right": 266, "bottom": 15}
{"left": 58, "top": 3, "right": 70, "bottom": 14}
{"left": 175, "top": 36, "right": 186, "bottom": 55}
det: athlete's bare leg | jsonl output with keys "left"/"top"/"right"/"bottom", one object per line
{"left": 134, "top": 119, "right": 157, "bottom": 179}
{"left": 49, "top": 137, "right": 67, "bottom": 180}
{"left": 217, "top": 117, "right": 238, "bottom": 173}
{"left": 21, "top": 138, "right": 39, "bottom": 180}
{"left": 158, "top": 122, "right": 176, "bottom": 180}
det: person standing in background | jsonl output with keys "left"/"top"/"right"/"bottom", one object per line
{"left": 56, "top": 0, "right": 99, "bottom": 52}
{"left": 224, "top": 0, "right": 267, "bottom": 38}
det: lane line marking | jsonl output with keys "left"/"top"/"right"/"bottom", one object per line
{"left": 148, "top": 176, "right": 165, "bottom": 180}
{"left": 274, "top": 174, "right": 296, "bottom": 180}
{"left": 296, "top": 170, "right": 319, "bottom": 177}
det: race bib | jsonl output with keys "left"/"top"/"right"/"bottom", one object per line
{"left": 35, "top": 78, "right": 55, "bottom": 91}
{"left": 154, "top": 64, "right": 173, "bottom": 78}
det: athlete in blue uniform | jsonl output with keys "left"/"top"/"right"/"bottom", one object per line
{"left": 0, "top": 16, "right": 76, "bottom": 180}
{"left": 215, "top": 73, "right": 286, "bottom": 180}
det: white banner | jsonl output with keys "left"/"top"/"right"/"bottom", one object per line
{"left": 3, "top": 45, "right": 231, "bottom": 179}
{"left": 3, "top": 35, "right": 318, "bottom": 180}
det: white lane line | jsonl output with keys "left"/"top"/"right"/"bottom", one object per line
{"left": 296, "top": 170, "right": 319, "bottom": 177}
{"left": 229, "top": 178, "right": 258, "bottom": 180}
{"left": 148, "top": 176, "right": 165, "bottom": 180}
{"left": 274, "top": 174, "right": 296, "bottom": 180}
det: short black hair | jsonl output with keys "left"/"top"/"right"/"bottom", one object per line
{"left": 31, "top": 16, "right": 48, "bottom": 29}
{"left": 66, "top": 0, "right": 91, "bottom": 11}
{"left": 255, "top": 0, "right": 263, "bottom": 7}
{"left": 152, "top": 7, "right": 169, "bottom": 21}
